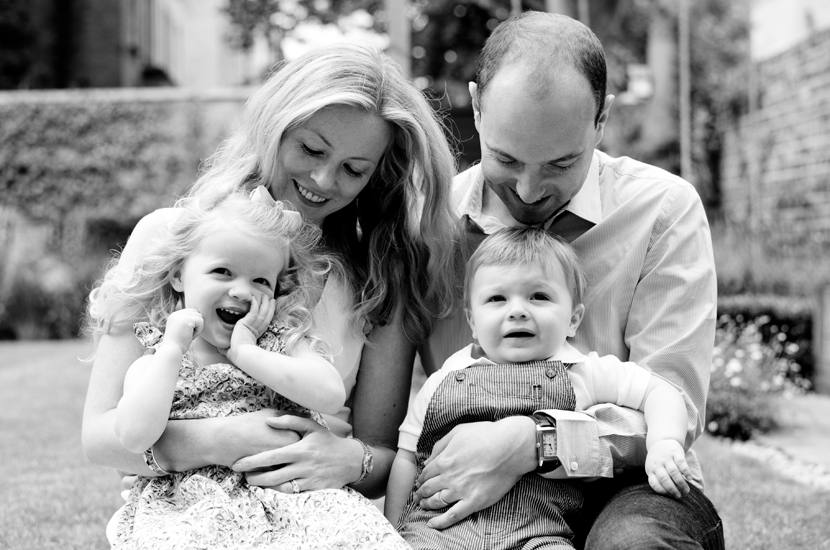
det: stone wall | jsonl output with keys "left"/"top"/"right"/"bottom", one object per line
{"left": 719, "top": 27, "right": 830, "bottom": 241}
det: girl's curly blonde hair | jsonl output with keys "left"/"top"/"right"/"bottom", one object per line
{"left": 86, "top": 192, "right": 342, "bottom": 356}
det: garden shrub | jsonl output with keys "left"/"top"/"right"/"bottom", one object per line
{"left": 706, "top": 294, "right": 812, "bottom": 440}
{"left": 0, "top": 90, "right": 244, "bottom": 339}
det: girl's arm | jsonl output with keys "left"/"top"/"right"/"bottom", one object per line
{"left": 114, "top": 308, "right": 203, "bottom": 453}
{"left": 385, "top": 449, "right": 417, "bottom": 526}
{"left": 234, "top": 307, "right": 416, "bottom": 497}
{"left": 226, "top": 296, "right": 346, "bottom": 415}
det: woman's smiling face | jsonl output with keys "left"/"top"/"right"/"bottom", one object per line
{"left": 268, "top": 105, "right": 394, "bottom": 225}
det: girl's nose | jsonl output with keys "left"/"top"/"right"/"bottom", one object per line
{"left": 229, "top": 283, "right": 253, "bottom": 302}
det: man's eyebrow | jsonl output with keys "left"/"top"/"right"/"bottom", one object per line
{"left": 486, "top": 141, "right": 583, "bottom": 164}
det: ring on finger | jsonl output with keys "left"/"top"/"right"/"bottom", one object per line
{"left": 289, "top": 479, "right": 300, "bottom": 494}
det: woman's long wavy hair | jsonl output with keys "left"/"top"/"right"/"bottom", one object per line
{"left": 87, "top": 193, "right": 341, "bottom": 356}
{"left": 189, "top": 43, "right": 463, "bottom": 344}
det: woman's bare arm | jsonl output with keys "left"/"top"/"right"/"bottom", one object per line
{"left": 349, "top": 310, "right": 416, "bottom": 498}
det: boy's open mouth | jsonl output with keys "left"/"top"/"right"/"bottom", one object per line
{"left": 216, "top": 308, "right": 246, "bottom": 325}
{"left": 505, "top": 331, "right": 534, "bottom": 338}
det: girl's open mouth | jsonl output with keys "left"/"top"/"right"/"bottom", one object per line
{"left": 216, "top": 308, "right": 245, "bottom": 325}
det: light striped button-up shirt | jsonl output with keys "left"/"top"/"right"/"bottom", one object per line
{"left": 420, "top": 150, "right": 717, "bottom": 487}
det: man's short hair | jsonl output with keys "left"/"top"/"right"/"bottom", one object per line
{"left": 464, "top": 226, "right": 586, "bottom": 309}
{"left": 475, "top": 11, "right": 607, "bottom": 126}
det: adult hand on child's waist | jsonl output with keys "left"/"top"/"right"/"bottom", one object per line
{"left": 414, "top": 417, "right": 537, "bottom": 529}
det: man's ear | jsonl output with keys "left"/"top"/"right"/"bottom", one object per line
{"left": 594, "top": 94, "right": 615, "bottom": 146}
{"left": 469, "top": 81, "right": 482, "bottom": 131}
{"left": 465, "top": 307, "right": 477, "bottom": 341}
{"left": 171, "top": 270, "right": 184, "bottom": 293}
{"left": 568, "top": 303, "right": 585, "bottom": 338}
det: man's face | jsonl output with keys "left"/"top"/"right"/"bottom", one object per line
{"left": 473, "top": 64, "right": 611, "bottom": 225}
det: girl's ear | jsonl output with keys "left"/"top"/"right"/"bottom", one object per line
{"left": 171, "top": 270, "right": 184, "bottom": 293}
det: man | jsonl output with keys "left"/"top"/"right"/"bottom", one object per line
{"left": 416, "top": 11, "right": 723, "bottom": 549}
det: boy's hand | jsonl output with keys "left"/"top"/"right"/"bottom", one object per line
{"left": 163, "top": 308, "right": 203, "bottom": 354}
{"left": 229, "top": 295, "right": 276, "bottom": 350}
{"left": 645, "top": 439, "right": 692, "bottom": 499}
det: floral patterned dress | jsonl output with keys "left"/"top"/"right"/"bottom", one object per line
{"left": 112, "top": 321, "right": 408, "bottom": 550}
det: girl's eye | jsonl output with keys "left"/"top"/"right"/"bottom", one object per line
{"left": 487, "top": 295, "right": 506, "bottom": 303}
{"left": 531, "top": 293, "right": 551, "bottom": 301}
{"left": 254, "top": 278, "right": 272, "bottom": 288}
{"left": 212, "top": 268, "right": 231, "bottom": 276}
{"left": 301, "top": 144, "right": 323, "bottom": 157}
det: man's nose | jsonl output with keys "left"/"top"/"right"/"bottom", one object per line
{"left": 515, "top": 170, "right": 545, "bottom": 204}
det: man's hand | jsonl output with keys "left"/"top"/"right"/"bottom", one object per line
{"left": 413, "top": 416, "right": 537, "bottom": 529}
{"left": 645, "top": 439, "right": 692, "bottom": 499}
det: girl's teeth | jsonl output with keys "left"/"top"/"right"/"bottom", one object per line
{"left": 297, "top": 184, "right": 326, "bottom": 203}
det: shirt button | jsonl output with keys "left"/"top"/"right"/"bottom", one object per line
{"left": 570, "top": 461, "right": 579, "bottom": 471}
{"left": 455, "top": 372, "right": 466, "bottom": 381}
{"left": 545, "top": 368, "right": 557, "bottom": 378}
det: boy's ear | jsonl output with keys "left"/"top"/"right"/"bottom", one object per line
{"left": 171, "top": 270, "right": 184, "bottom": 293}
{"left": 465, "top": 307, "right": 477, "bottom": 341}
{"left": 568, "top": 303, "right": 585, "bottom": 338}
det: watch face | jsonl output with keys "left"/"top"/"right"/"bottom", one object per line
{"left": 542, "top": 433, "right": 556, "bottom": 458}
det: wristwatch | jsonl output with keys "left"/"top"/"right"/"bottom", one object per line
{"left": 531, "top": 413, "right": 561, "bottom": 473}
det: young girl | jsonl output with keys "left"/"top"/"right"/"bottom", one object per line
{"left": 87, "top": 189, "right": 408, "bottom": 549}
{"left": 385, "top": 227, "right": 693, "bottom": 550}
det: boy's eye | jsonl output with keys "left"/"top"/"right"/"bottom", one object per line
{"left": 487, "top": 295, "right": 506, "bottom": 303}
{"left": 212, "top": 268, "right": 231, "bottom": 276}
{"left": 531, "top": 293, "right": 550, "bottom": 301}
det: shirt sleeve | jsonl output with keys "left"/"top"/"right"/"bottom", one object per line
{"left": 545, "top": 185, "right": 716, "bottom": 480}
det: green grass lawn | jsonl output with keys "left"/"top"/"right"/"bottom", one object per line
{"left": 2, "top": 339, "right": 829, "bottom": 549}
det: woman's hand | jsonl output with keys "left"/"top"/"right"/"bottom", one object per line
{"left": 231, "top": 415, "right": 363, "bottom": 493}
{"left": 413, "top": 417, "right": 538, "bottom": 529}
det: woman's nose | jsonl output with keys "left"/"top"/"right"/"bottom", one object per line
{"left": 310, "top": 163, "right": 337, "bottom": 190}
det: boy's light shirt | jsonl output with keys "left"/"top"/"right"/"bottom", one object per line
{"left": 399, "top": 342, "right": 658, "bottom": 481}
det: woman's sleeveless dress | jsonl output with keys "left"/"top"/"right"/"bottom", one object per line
{"left": 112, "top": 321, "right": 407, "bottom": 550}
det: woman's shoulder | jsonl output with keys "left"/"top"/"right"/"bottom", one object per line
{"left": 117, "top": 207, "right": 182, "bottom": 273}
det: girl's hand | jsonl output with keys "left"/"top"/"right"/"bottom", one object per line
{"left": 230, "top": 295, "right": 277, "bottom": 349}
{"left": 645, "top": 439, "right": 692, "bottom": 499}
{"left": 164, "top": 308, "right": 203, "bottom": 354}
{"left": 231, "top": 415, "right": 363, "bottom": 493}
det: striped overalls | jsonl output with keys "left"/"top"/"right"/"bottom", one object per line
{"left": 398, "top": 361, "right": 584, "bottom": 550}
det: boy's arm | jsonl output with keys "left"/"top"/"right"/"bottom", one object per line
{"left": 641, "top": 376, "right": 693, "bottom": 498}
{"left": 385, "top": 449, "right": 418, "bottom": 526}
{"left": 115, "top": 344, "right": 183, "bottom": 453}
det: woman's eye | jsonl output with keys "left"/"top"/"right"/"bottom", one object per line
{"left": 301, "top": 144, "right": 323, "bottom": 157}
{"left": 343, "top": 164, "right": 365, "bottom": 178}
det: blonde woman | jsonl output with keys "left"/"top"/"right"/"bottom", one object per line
{"left": 82, "top": 43, "right": 462, "bottom": 534}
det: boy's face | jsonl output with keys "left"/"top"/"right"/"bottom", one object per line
{"left": 466, "top": 261, "right": 584, "bottom": 364}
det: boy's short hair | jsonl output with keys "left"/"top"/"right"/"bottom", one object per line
{"left": 464, "top": 227, "right": 586, "bottom": 308}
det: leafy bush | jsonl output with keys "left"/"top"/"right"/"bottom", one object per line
{"left": 706, "top": 297, "right": 812, "bottom": 440}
